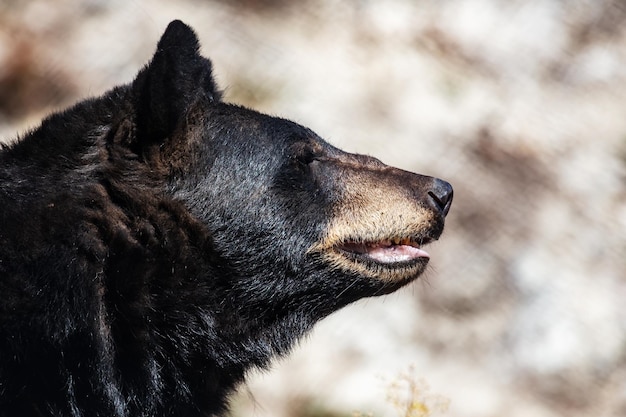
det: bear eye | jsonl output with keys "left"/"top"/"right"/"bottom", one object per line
{"left": 294, "top": 147, "right": 319, "bottom": 166}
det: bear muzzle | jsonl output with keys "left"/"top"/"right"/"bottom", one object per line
{"left": 308, "top": 154, "right": 453, "bottom": 285}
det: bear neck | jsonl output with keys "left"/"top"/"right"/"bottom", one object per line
{"left": 97, "top": 176, "right": 323, "bottom": 413}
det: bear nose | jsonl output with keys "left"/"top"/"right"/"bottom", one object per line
{"left": 427, "top": 179, "right": 453, "bottom": 217}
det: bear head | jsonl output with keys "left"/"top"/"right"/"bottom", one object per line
{"left": 128, "top": 21, "right": 452, "bottom": 314}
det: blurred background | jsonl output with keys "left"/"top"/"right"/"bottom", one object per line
{"left": 1, "top": 1, "right": 625, "bottom": 416}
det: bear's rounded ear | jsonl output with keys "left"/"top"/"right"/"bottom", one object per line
{"left": 131, "top": 20, "right": 221, "bottom": 147}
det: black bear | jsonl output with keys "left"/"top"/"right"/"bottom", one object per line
{"left": 0, "top": 20, "right": 452, "bottom": 417}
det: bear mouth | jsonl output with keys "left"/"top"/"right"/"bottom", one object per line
{"left": 334, "top": 236, "right": 434, "bottom": 267}
{"left": 312, "top": 222, "right": 442, "bottom": 283}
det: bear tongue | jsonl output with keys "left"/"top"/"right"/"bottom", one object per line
{"left": 366, "top": 244, "right": 430, "bottom": 263}
{"left": 341, "top": 242, "right": 430, "bottom": 263}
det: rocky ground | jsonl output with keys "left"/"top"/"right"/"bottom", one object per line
{"left": 1, "top": 1, "right": 625, "bottom": 416}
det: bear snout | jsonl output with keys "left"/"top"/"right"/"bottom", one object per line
{"left": 306, "top": 155, "right": 452, "bottom": 285}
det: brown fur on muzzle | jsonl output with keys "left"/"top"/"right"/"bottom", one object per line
{"left": 309, "top": 152, "right": 451, "bottom": 283}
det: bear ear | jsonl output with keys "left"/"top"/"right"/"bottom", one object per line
{"left": 131, "top": 20, "right": 221, "bottom": 146}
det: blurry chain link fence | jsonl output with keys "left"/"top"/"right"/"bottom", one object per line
{"left": 1, "top": 1, "right": 625, "bottom": 417}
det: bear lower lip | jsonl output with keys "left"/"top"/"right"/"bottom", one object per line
{"left": 337, "top": 240, "right": 430, "bottom": 264}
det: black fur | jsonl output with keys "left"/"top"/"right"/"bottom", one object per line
{"left": 0, "top": 21, "right": 452, "bottom": 417}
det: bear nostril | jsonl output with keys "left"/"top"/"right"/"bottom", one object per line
{"left": 428, "top": 179, "right": 453, "bottom": 217}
